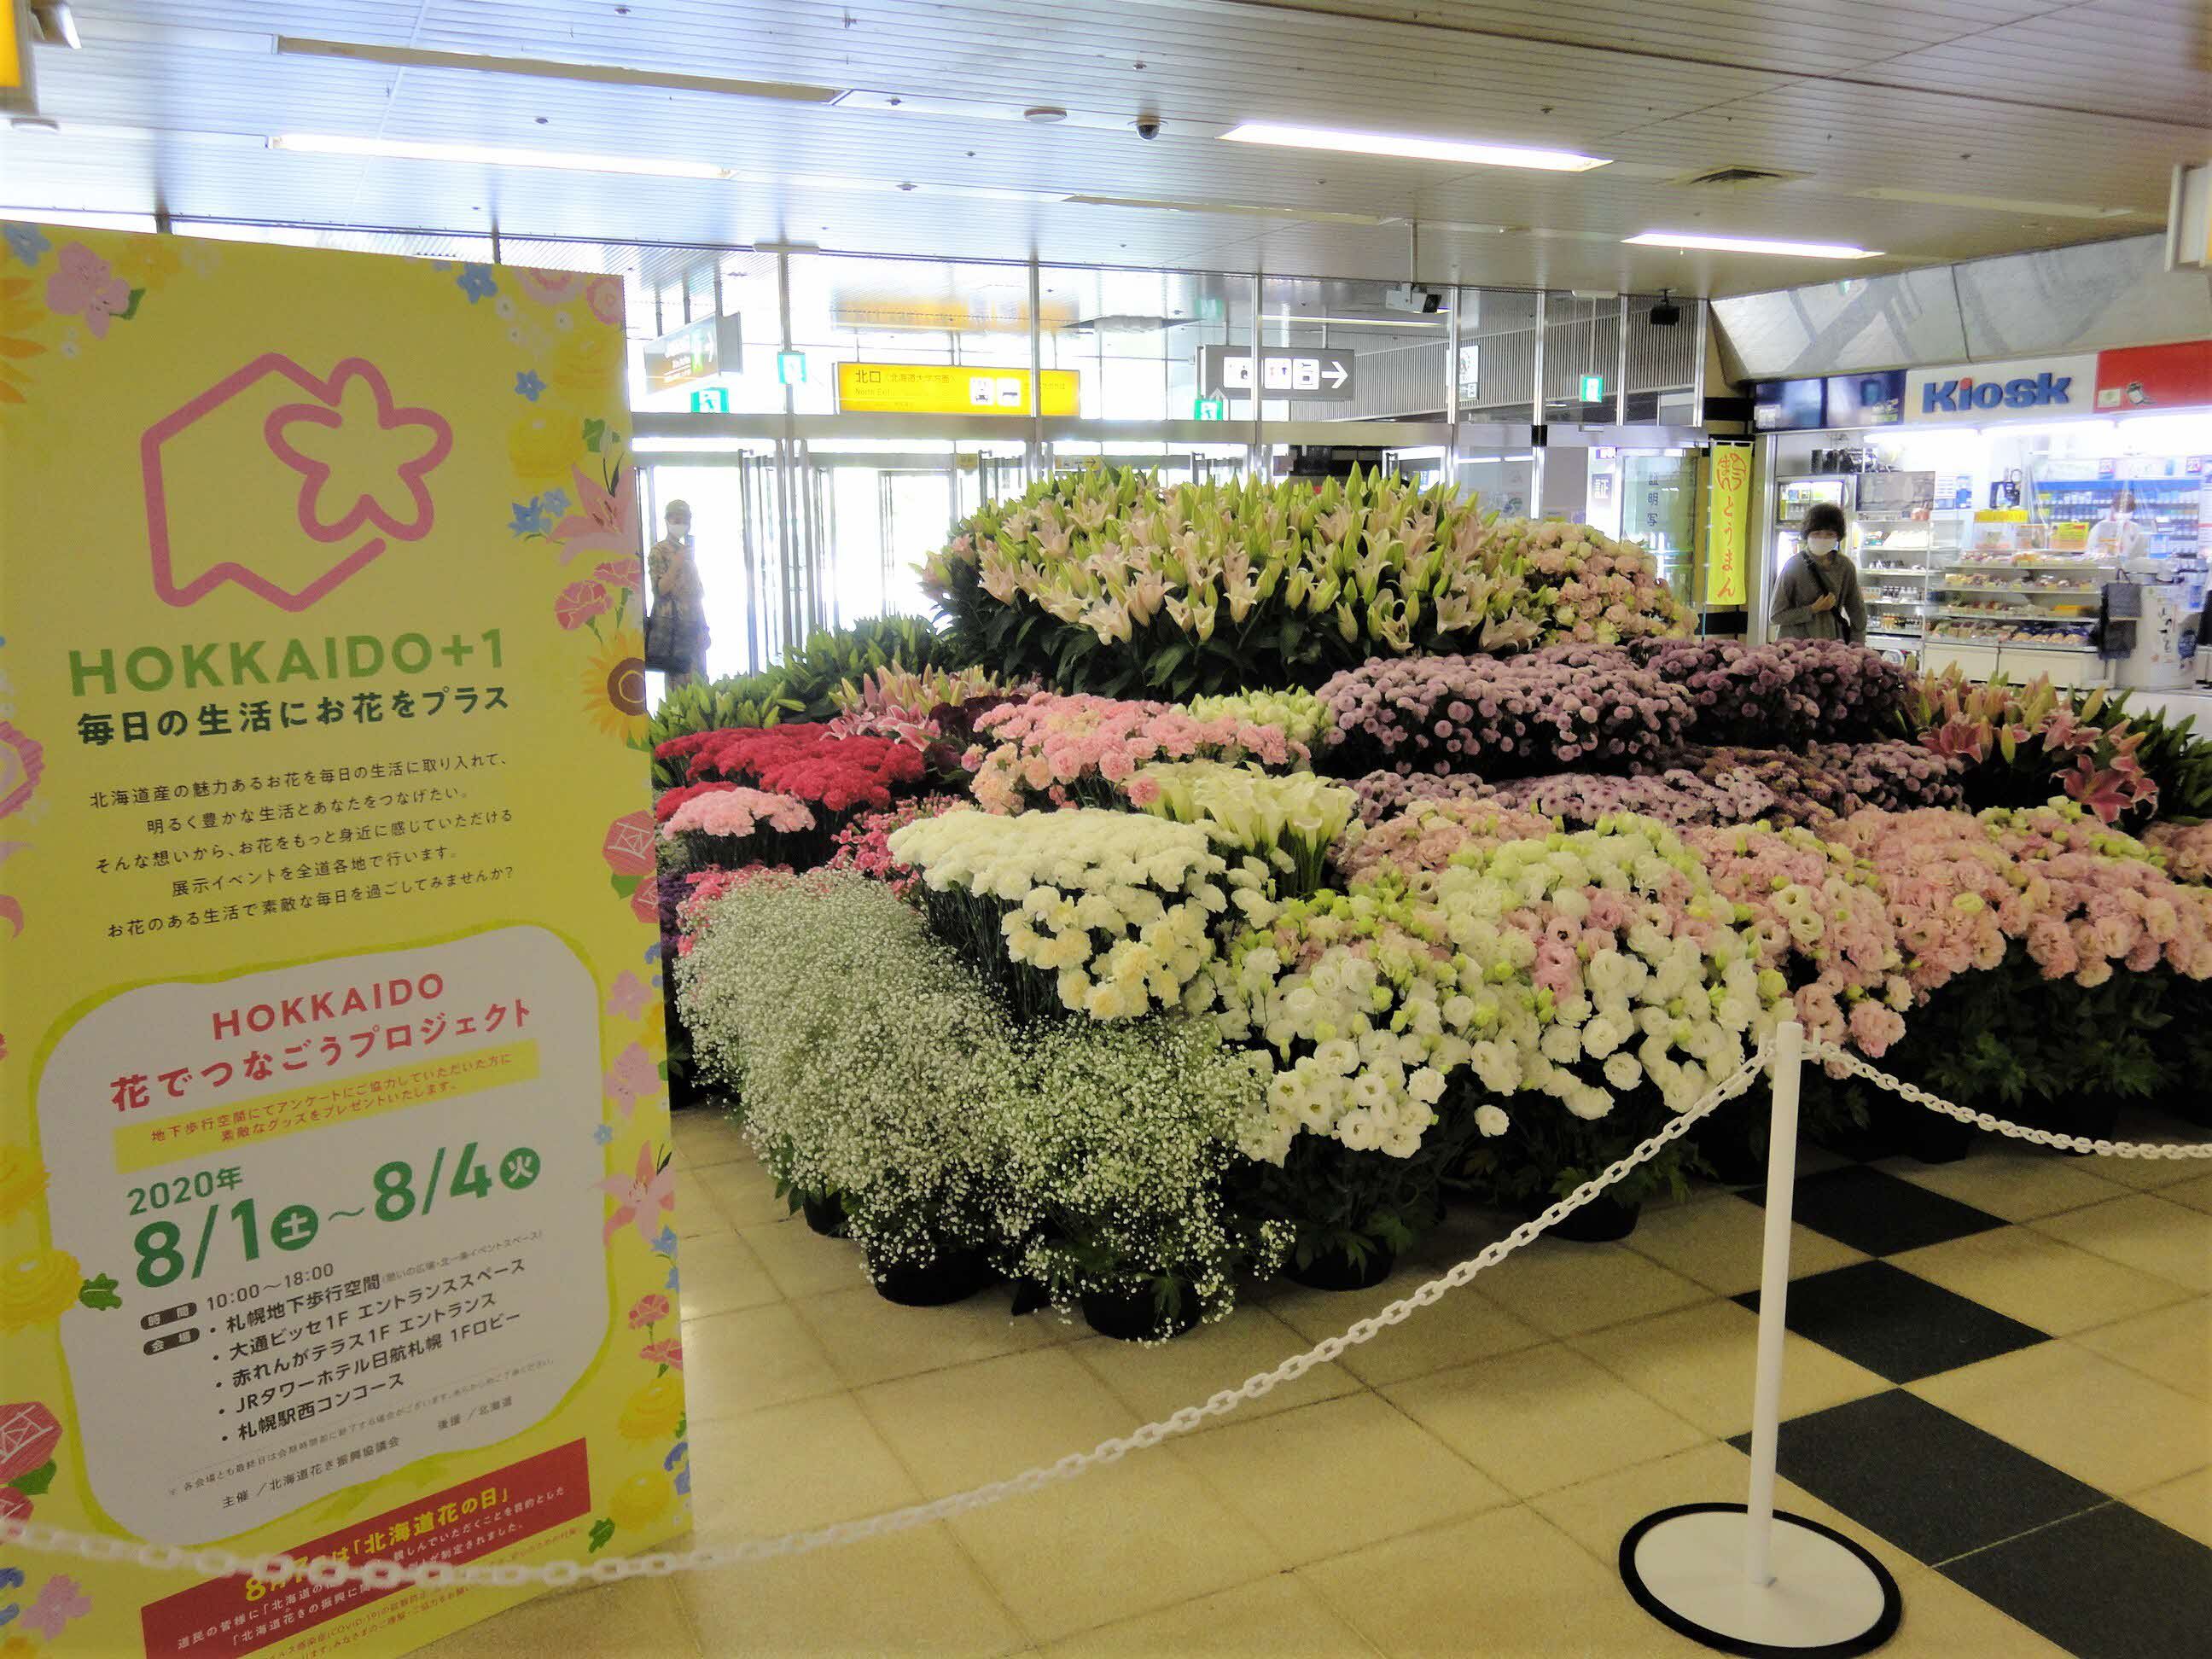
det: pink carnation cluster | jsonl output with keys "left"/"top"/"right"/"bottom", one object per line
{"left": 659, "top": 787, "right": 816, "bottom": 841}
{"left": 1336, "top": 800, "right": 1558, "bottom": 898}
{"left": 1318, "top": 645, "right": 1693, "bottom": 778}
{"left": 967, "top": 691, "right": 1305, "bottom": 813}
{"left": 829, "top": 795, "right": 973, "bottom": 897}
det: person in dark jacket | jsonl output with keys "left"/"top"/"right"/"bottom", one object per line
{"left": 1772, "top": 502, "right": 1865, "bottom": 645}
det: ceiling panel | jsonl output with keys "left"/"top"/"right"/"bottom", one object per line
{"left": 3, "top": 0, "right": 2204, "bottom": 297}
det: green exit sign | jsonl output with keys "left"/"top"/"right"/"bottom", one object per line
{"left": 690, "top": 387, "right": 729, "bottom": 413}
{"left": 1195, "top": 396, "right": 1227, "bottom": 421}
{"left": 1579, "top": 374, "right": 1606, "bottom": 403}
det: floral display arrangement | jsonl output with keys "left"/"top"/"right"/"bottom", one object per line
{"left": 655, "top": 465, "right": 2212, "bottom": 1342}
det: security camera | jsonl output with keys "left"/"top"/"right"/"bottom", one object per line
{"left": 1650, "top": 290, "right": 1682, "bottom": 327}
{"left": 1134, "top": 116, "right": 1162, "bottom": 140}
{"left": 1383, "top": 283, "right": 1442, "bottom": 315}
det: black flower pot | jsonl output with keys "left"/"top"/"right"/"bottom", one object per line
{"left": 868, "top": 1247, "right": 989, "bottom": 1307}
{"left": 800, "top": 1192, "right": 849, "bottom": 1238}
{"left": 1285, "top": 1243, "right": 1395, "bottom": 1292}
{"left": 1901, "top": 1109, "right": 1975, "bottom": 1165}
{"left": 1080, "top": 1282, "right": 1199, "bottom": 1343}
{"left": 1697, "top": 1122, "right": 1769, "bottom": 1187}
{"left": 1534, "top": 1195, "right": 1639, "bottom": 1243}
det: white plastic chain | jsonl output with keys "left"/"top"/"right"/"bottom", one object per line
{"left": 0, "top": 1043, "right": 1778, "bottom": 1589}
{"left": 1807, "top": 1039, "right": 2212, "bottom": 1161}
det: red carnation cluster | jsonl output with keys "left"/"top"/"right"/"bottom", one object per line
{"left": 661, "top": 723, "right": 927, "bottom": 814}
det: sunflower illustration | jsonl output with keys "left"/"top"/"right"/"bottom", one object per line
{"left": 584, "top": 628, "right": 650, "bottom": 746}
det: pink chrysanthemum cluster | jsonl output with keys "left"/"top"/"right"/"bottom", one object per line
{"left": 1648, "top": 741, "right": 1965, "bottom": 827}
{"left": 1318, "top": 645, "right": 1693, "bottom": 778}
{"left": 1633, "top": 638, "right": 1912, "bottom": 746}
{"left": 966, "top": 692, "right": 1306, "bottom": 813}
{"left": 1475, "top": 765, "right": 1779, "bottom": 829}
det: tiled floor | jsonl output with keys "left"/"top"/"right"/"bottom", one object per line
{"left": 422, "top": 1108, "right": 2212, "bottom": 1657}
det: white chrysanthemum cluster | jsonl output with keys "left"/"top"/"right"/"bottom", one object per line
{"left": 889, "top": 807, "right": 1230, "bottom": 1020}
{"left": 1128, "top": 761, "right": 1357, "bottom": 899}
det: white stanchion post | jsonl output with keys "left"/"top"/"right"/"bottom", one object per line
{"left": 1617, "top": 1020, "right": 1901, "bottom": 1655}
{"left": 1744, "top": 1016, "right": 1805, "bottom": 1588}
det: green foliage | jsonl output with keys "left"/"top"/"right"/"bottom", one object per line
{"left": 647, "top": 614, "right": 970, "bottom": 785}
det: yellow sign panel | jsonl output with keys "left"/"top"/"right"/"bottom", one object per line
{"left": 1, "top": 0, "right": 32, "bottom": 111}
{"left": 836, "top": 360, "right": 1079, "bottom": 416}
{"left": 1703, "top": 442, "right": 1754, "bottom": 607}
{"left": 0, "top": 226, "right": 685, "bottom": 1653}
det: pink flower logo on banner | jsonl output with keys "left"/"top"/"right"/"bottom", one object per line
{"left": 21, "top": 1574, "right": 90, "bottom": 1639}
{"left": 142, "top": 355, "right": 453, "bottom": 611}
{"left": 605, "top": 970, "right": 654, "bottom": 1022}
{"left": 0, "top": 723, "right": 42, "bottom": 821}
{"left": 46, "top": 244, "right": 131, "bottom": 337}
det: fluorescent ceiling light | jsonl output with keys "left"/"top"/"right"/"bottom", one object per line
{"left": 269, "top": 133, "right": 735, "bottom": 179}
{"left": 1221, "top": 121, "right": 1608, "bottom": 173}
{"left": 1063, "top": 193, "right": 1396, "bottom": 226}
{"left": 1850, "top": 187, "right": 2145, "bottom": 221}
{"left": 1625, "top": 231, "right": 1877, "bottom": 259}
{"left": 276, "top": 38, "right": 842, "bottom": 103}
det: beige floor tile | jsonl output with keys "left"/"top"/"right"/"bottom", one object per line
{"left": 951, "top": 1452, "right": 1283, "bottom": 1644}
{"left": 672, "top": 1167, "right": 731, "bottom": 1239}
{"left": 1891, "top": 1226, "right": 2190, "bottom": 1336}
{"left": 677, "top": 1522, "right": 1026, "bottom": 1656}
{"left": 1626, "top": 1194, "right": 1868, "bottom": 1297}
{"left": 682, "top": 1302, "right": 844, "bottom": 1423}
{"left": 2079, "top": 1144, "right": 2211, "bottom": 1189}
{"left": 1266, "top": 1277, "right": 1545, "bottom": 1388}
{"left": 2031, "top": 1193, "right": 2212, "bottom": 1292}
{"left": 689, "top": 1392, "right": 923, "bottom": 1539}
{"left": 672, "top": 1109, "right": 750, "bottom": 1168}
{"left": 1382, "top": 1342, "right": 1705, "bottom": 1499}
{"left": 1889, "top": 1566, "right": 2073, "bottom": 1658}
{"left": 1910, "top": 1342, "right": 2209, "bottom": 1493}
{"left": 1879, "top": 1145, "right": 2127, "bottom": 1222}
{"left": 674, "top": 1231, "right": 781, "bottom": 1320}
{"left": 741, "top": 1218, "right": 870, "bottom": 1300}
{"left": 1569, "top": 1300, "right": 1887, "bottom": 1439}
{"left": 1070, "top": 1306, "right": 1359, "bottom": 1431}
{"left": 2069, "top": 1296, "right": 2212, "bottom": 1400}
{"left": 694, "top": 1157, "right": 792, "bottom": 1230}
{"left": 2162, "top": 1171, "right": 2212, "bottom": 1214}
{"left": 1300, "top": 1505, "right": 1714, "bottom": 1658}
{"left": 1175, "top": 1394, "right": 1509, "bottom": 1564}
{"left": 794, "top": 1284, "right": 1066, "bottom": 1388}
{"left": 1476, "top": 1237, "right": 1710, "bottom": 1338}
{"left": 861, "top": 1347, "right": 1139, "bottom": 1499}
{"left": 2129, "top": 1467, "right": 2212, "bottom": 1546}
{"left": 412, "top": 1577, "right": 701, "bottom": 1659}
{"left": 1047, "top": 1572, "right": 1374, "bottom": 1657}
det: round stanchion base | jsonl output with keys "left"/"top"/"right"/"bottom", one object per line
{"left": 1621, "top": 1504, "right": 1901, "bottom": 1657}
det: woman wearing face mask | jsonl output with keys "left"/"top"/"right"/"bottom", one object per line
{"left": 1772, "top": 503, "right": 1865, "bottom": 646}
{"left": 2086, "top": 490, "right": 2152, "bottom": 562}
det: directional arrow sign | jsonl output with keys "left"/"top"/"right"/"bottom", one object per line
{"left": 1200, "top": 345, "right": 1359, "bottom": 402}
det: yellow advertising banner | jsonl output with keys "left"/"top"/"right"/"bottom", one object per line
{"left": 0, "top": 226, "right": 688, "bottom": 1655}
{"left": 1703, "top": 442, "right": 1754, "bottom": 608}
{"left": 835, "top": 359, "right": 1079, "bottom": 416}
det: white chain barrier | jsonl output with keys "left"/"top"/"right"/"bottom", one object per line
{"left": 0, "top": 1043, "right": 1781, "bottom": 1589}
{"left": 1807, "top": 1039, "right": 2212, "bottom": 1161}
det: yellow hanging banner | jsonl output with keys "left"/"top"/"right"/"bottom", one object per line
{"left": 0, "top": 227, "right": 687, "bottom": 1655}
{"left": 1703, "top": 441, "right": 1754, "bottom": 608}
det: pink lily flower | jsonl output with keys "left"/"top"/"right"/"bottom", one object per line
{"left": 597, "top": 1143, "right": 676, "bottom": 1246}
{"left": 550, "top": 463, "right": 638, "bottom": 564}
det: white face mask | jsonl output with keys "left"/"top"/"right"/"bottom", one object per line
{"left": 1806, "top": 534, "right": 1841, "bottom": 555}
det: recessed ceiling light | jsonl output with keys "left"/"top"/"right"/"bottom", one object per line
{"left": 1023, "top": 106, "right": 1068, "bottom": 124}
{"left": 1220, "top": 121, "right": 1609, "bottom": 172}
{"left": 269, "top": 133, "right": 736, "bottom": 179}
{"left": 1623, "top": 231, "right": 1878, "bottom": 259}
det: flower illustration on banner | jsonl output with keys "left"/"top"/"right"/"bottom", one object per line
{"left": 554, "top": 579, "right": 611, "bottom": 631}
{"left": 3, "top": 224, "right": 49, "bottom": 268}
{"left": 507, "top": 498, "right": 549, "bottom": 537}
{"left": 604, "top": 1040, "right": 661, "bottom": 1116}
{"left": 0, "top": 279, "right": 49, "bottom": 405}
{"left": 654, "top": 1226, "right": 678, "bottom": 1260}
{"left": 605, "top": 969, "right": 654, "bottom": 1022}
{"left": 20, "top": 1576, "right": 87, "bottom": 1642}
{"left": 602, "top": 808, "right": 655, "bottom": 882}
{"left": 518, "top": 268, "right": 587, "bottom": 304}
{"left": 1, "top": 721, "right": 45, "bottom": 820}
{"left": 616, "top": 1375, "right": 684, "bottom": 1443}
{"left": 639, "top": 1337, "right": 683, "bottom": 1371}
{"left": 0, "top": 1249, "right": 79, "bottom": 1331}
{"left": 455, "top": 264, "right": 499, "bottom": 304}
{"left": 515, "top": 370, "right": 546, "bottom": 403}
{"left": 592, "top": 1122, "right": 614, "bottom": 1147}
{"left": 595, "top": 1143, "right": 675, "bottom": 1247}
{"left": 0, "top": 1401, "right": 61, "bottom": 1510}
{"left": 1, "top": 845, "right": 30, "bottom": 938}
{"left": 0, "top": 1150, "right": 46, "bottom": 1223}
{"left": 585, "top": 276, "right": 625, "bottom": 326}
{"left": 45, "top": 244, "right": 137, "bottom": 338}
{"left": 548, "top": 463, "right": 637, "bottom": 565}
{"left": 593, "top": 556, "right": 643, "bottom": 596}
{"left": 626, "top": 1293, "right": 671, "bottom": 1331}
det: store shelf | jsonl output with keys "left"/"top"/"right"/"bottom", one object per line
{"left": 1927, "top": 585, "right": 2101, "bottom": 597}
{"left": 1942, "top": 558, "right": 2120, "bottom": 572}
